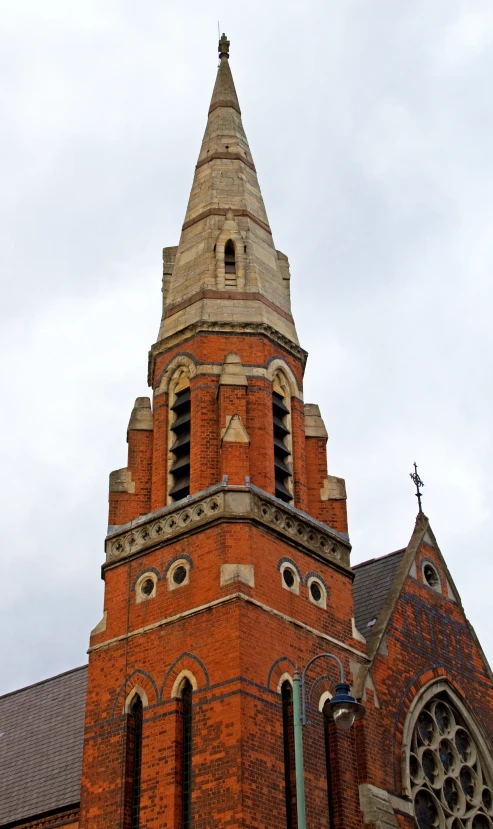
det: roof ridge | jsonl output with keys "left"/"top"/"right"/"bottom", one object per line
{"left": 0, "top": 664, "right": 87, "bottom": 701}
{"left": 352, "top": 547, "right": 406, "bottom": 570}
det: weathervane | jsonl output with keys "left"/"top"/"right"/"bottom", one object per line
{"left": 409, "top": 462, "right": 424, "bottom": 513}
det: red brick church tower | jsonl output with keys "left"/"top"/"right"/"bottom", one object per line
{"left": 80, "top": 33, "right": 360, "bottom": 829}
{"left": 76, "top": 34, "right": 493, "bottom": 829}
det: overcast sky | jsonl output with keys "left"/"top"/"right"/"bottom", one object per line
{"left": 1, "top": 1, "right": 492, "bottom": 695}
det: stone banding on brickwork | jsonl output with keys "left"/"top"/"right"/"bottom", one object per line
{"left": 163, "top": 289, "right": 295, "bottom": 324}
{"left": 195, "top": 152, "right": 256, "bottom": 172}
{"left": 148, "top": 321, "right": 308, "bottom": 385}
{"left": 105, "top": 484, "right": 351, "bottom": 569}
{"left": 181, "top": 206, "right": 271, "bottom": 235}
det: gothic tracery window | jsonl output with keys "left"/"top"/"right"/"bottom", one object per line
{"left": 409, "top": 693, "right": 493, "bottom": 829}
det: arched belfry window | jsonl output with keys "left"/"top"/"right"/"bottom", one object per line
{"left": 272, "top": 374, "right": 293, "bottom": 503}
{"left": 224, "top": 239, "right": 236, "bottom": 273}
{"left": 408, "top": 691, "right": 493, "bottom": 829}
{"left": 281, "top": 681, "right": 296, "bottom": 828}
{"left": 181, "top": 679, "right": 193, "bottom": 829}
{"left": 125, "top": 694, "right": 143, "bottom": 829}
{"left": 224, "top": 239, "right": 236, "bottom": 289}
{"left": 168, "top": 371, "right": 191, "bottom": 502}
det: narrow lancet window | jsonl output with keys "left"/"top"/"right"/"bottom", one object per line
{"left": 182, "top": 680, "right": 193, "bottom": 829}
{"left": 282, "top": 681, "right": 296, "bottom": 829}
{"left": 127, "top": 695, "right": 143, "bottom": 829}
{"left": 273, "top": 379, "right": 293, "bottom": 502}
{"left": 324, "top": 717, "right": 335, "bottom": 829}
{"left": 169, "top": 381, "right": 191, "bottom": 501}
{"left": 224, "top": 239, "right": 236, "bottom": 273}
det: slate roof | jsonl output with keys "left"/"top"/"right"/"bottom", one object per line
{"left": 352, "top": 548, "right": 406, "bottom": 639}
{"left": 0, "top": 665, "right": 87, "bottom": 826}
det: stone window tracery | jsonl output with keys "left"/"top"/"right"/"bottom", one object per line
{"left": 409, "top": 693, "right": 493, "bottom": 829}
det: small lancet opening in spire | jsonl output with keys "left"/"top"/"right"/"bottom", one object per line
{"left": 224, "top": 240, "right": 236, "bottom": 274}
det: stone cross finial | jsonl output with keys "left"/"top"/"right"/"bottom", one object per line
{"left": 218, "top": 33, "right": 230, "bottom": 59}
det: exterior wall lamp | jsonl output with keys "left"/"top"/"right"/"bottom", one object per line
{"left": 293, "top": 653, "right": 365, "bottom": 829}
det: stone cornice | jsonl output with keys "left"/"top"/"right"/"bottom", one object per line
{"left": 105, "top": 484, "right": 351, "bottom": 572}
{"left": 208, "top": 99, "right": 241, "bottom": 116}
{"left": 147, "top": 321, "right": 308, "bottom": 386}
{"left": 181, "top": 207, "right": 271, "bottom": 235}
{"left": 196, "top": 152, "right": 256, "bottom": 172}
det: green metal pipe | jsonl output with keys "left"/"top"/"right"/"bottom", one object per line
{"left": 293, "top": 670, "right": 306, "bottom": 829}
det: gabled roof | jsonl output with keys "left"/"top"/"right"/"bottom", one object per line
{"left": 352, "top": 548, "right": 406, "bottom": 638}
{"left": 0, "top": 665, "right": 87, "bottom": 826}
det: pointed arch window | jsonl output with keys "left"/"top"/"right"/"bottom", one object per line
{"left": 323, "top": 715, "right": 336, "bottom": 829}
{"left": 169, "top": 373, "right": 191, "bottom": 502}
{"left": 281, "top": 681, "right": 296, "bottom": 828}
{"left": 272, "top": 375, "right": 293, "bottom": 503}
{"left": 125, "top": 694, "right": 143, "bottom": 829}
{"left": 181, "top": 679, "right": 193, "bottom": 829}
{"left": 224, "top": 239, "right": 236, "bottom": 274}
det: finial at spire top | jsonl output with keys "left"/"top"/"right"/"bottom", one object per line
{"left": 219, "top": 33, "right": 230, "bottom": 60}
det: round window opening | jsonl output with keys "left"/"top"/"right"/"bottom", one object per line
{"left": 410, "top": 694, "right": 493, "bottom": 829}
{"left": 173, "top": 565, "right": 187, "bottom": 585}
{"left": 310, "top": 582, "right": 322, "bottom": 603}
{"left": 283, "top": 568, "right": 295, "bottom": 588}
{"left": 423, "top": 563, "right": 440, "bottom": 590}
{"left": 141, "top": 578, "right": 155, "bottom": 597}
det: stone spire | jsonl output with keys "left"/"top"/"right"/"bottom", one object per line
{"left": 157, "top": 35, "right": 299, "bottom": 349}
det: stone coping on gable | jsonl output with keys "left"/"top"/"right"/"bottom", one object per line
{"left": 105, "top": 483, "right": 351, "bottom": 571}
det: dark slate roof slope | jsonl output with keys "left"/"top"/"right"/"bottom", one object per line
{"left": 0, "top": 664, "right": 87, "bottom": 826}
{"left": 352, "top": 549, "right": 406, "bottom": 639}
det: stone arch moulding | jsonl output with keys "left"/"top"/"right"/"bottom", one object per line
{"left": 276, "top": 556, "right": 302, "bottom": 582}
{"left": 266, "top": 357, "right": 302, "bottom": 400}
{"left": 163, "top": 553, "right": 194, "bottom": 580}
{"left": 215, "top": 210, "right": 246, "bottom": 290}
{"left": 155, "top": 353, "right": 197, "bottom": 395}
{"left": 267, "top": 656, "right": 297, "bottom": 694}
{"left": 171, "top": 669, "right": 199, "bottom": 698}
{"left": 131, "top": 566, "right": 161, "bottom": 593}
{"left": 160, "top": 652, "right": 210, "bottom": 701}
{"left": 112, "top": 669, "right": 159, "bottom": 718}
{"left": 277, "top": 672, "right": 294, "bottom": 693}
{"left": 399, "top": 676, "right": 493, "bottom": 799}
{"left": 309, "top": 674, "right": 335, "bottom": 718}
{"left": 123, "top": 685, "right": 149, "bottom": 714}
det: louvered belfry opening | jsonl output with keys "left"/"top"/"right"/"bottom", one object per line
{"left": 273, "top": 384, "right": 293, "bottom": 503}
{"left": 224, "top": 239, "right": 236, "bottom": 273}
{"left": 169, "top": 385, "right": 191, "bottom": 501}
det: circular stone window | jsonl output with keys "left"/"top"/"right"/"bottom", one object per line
{"left": 310, "top": 582, "right": 322, "bottom": 602}
{"left": 283, "top": 568, "right": 295, "bottom": 588}
{"left": 140, "top": 578, "right": 155, "bottom": 597}
{"left": 173, "top": 565, "right": 187, "bottom": 585}
{"left": 410, "top": 694, "right": 493, "bottom": 829}
{"left": 423, "top": 563, "right": 441, "bottom": 591}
